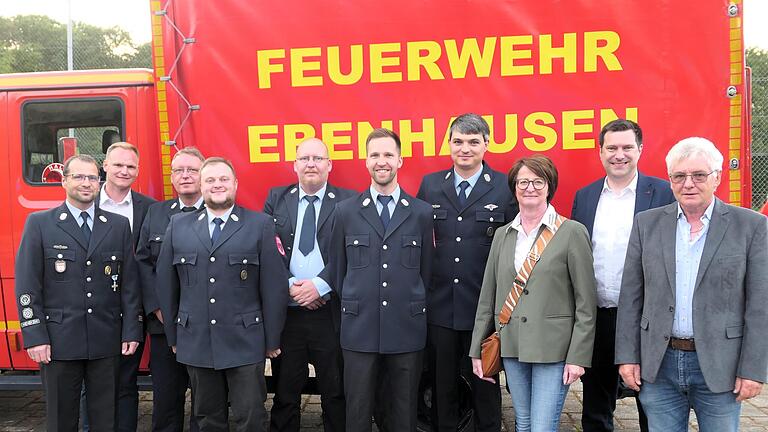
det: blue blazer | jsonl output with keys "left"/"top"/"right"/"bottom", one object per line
{"left": 571, "top": 173, "right": 675, "bottom": 238}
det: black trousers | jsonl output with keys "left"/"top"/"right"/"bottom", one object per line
{"left": 428, "top": 324, "right": 501, "bottom": 432}
{"left": 343, "top": 350, "right": 422, "bottom": 432}
{"left": 187, "top": 362, "right": 267, "bottom": 432}
{"left": 150, "top": 332, "right": 199, "bottom": 432}
{"left": 270, "top": 307, "right": 345, "bottom": 432}
{"left": 42, "top": 356, "right": 120, "bottom": 432}
{"left": 581, "top": 307, "right": 648, "bottom": 432}
{"left": 117, "top": 340, "right": 144, "bottom": 432}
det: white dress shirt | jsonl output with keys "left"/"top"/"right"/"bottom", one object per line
{"left": 591, "top": 174, "right": 638, "bottom": 308}
{"left": 99, "top": 185, "right": 134, "bottom": 230}
{"left": 508, "top": 204, "right": 558, "bottom": 273}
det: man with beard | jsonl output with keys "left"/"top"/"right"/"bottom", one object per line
{"left": 15, "top": 154, "right": 142, "bottom": 431}
{"left": 136, "top": 147, "right": 205, "bottom": 431}
{"left": 156, "top": 157, "right": 288, "bottom": 431}
{"left": 264, "top": 138, "right": 354, "bottom": 432}
{"left": 331, "top": 128, "right": 434, "bottom": 432}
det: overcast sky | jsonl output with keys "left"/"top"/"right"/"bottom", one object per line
{"left": 0, "top": 0, "right": 766, "bottom": 48}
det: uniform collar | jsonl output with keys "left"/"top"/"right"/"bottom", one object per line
{"left": 369, "top": 185, "right": 401, "bottom": 203}
{"left": 65, "top": 200, "right": 95, "bottom": 222}
{"left": 298, "top": 183, "right": 327, "bottom": 202}
{"left": 453, "top": 165, "right": 483, "bottom": 189}
{"left": 206, "top": 206, "right": 234, "bottom": 224}
{"left": 178, "top": 196, "right": 204, "bottom": 209}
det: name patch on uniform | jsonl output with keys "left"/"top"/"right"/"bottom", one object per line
{"left": 52, "top": 244, "right": 68, "bottom": 250}
{"left": 21, "top": 318, "right": 40, "bottom": 328}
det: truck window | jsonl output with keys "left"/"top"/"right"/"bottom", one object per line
{"left": 22, "top": 98, "right": 124, "bottom": 184}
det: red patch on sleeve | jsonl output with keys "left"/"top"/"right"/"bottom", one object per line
{"left": 275, "top": 236, "right": 286, "bottom": 256}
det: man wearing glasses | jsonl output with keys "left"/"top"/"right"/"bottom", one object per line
{"left": 15, "top": 154, "right": 142, "bottom": 431}
{"left": 96, "top": 141, "right": 156, "bottom": 432}
{"left": 571, "top": 119, "right": 673, "bottom": 432}
{"left": 616, "top": 137, "right": 768, "bottom": 432}
{"left": 264, "top": 138, "right": 354, "bottom": 432}
{"left": 136, "top": 147, "right": 205, "bottom": 432}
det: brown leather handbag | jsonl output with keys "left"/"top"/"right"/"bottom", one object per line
{"left": 479, "top": 214, "right": 566, "bottom": 378}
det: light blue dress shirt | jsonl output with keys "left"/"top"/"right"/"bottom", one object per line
{"left": 369, "top": 185, "right": 400, "bottom": 219}
{"left": 206, "top": 206, "right": 233, "bottom": 237}
{"left": 672, "top": 200, "right": 715, "bottom": 338}
{"left": 65, "top": 201, "right": 95, "bottom": 230}
{"left": 453, "top": 167, "right": 482, "bottom": 199}
{"left": 288, "top": 185, "right": 331, "bottom": 304}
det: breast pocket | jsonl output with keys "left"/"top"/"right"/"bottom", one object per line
{"left": 173, "top": 253, "right": 198, "bottom": 286}
{"left": 101, "top": 251, "right": 124, "bottom": 292}
{"left": 345, "top": 234, "right": 370, "bottom": 269}
{"left": 401, "top": 235, "right": 422, "bottom": 269}
{"left": 229, "top": 254, "right": 260, "bottom": 288}
{"left": 45, "top": 249, "right": 76, "bottom": 282}
{"left": 476, "top": 211, "right": 506, "bottom": 244}
{"left": 148, "top": 233, "right": 165, "bottom": 261}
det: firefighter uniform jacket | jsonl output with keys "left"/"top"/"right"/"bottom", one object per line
{"left": 416, "top": 163, "right": 518, "bottom": 331}
{"left": 15, "top": 203, "right": 143, "bottom": 359}
{"left": 156, "top": 205, "right": 289, "bottom": 370}
{"left": 331, "top": 189, "right": 435, "bottom": 354}
{"left": 263, "top": 182, "right": 356, "bottom": 329}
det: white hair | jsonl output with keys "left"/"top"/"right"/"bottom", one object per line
{"left": 665, "top": 137, "right": 724, "bottom": 173}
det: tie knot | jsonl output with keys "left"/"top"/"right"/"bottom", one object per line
{"left": 181, "top": 206, "right": 196, "bottom": 212}
{"left": 305, "top": 195, "right": 318, "bottom": 204}
{"left": 377, "top": 195, "right": 393, "bottom": 206}
{"left": 80, "top": 211, "right": 90, "bottom": 221}
{"left": 458, "top": 180, "right": 470, "bottom": 192}
{"left": 213, "top": 217, "right": 224, "bottom": 227}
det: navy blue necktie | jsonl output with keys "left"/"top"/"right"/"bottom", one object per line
{"left": 378, "top": 195, "right": 393, "bottom": 229}
{"left": 211, "top": 217, "right": 223, "bottom": 244}
{"left": 181, "top": 206, "right": 196, "bottom": 212}
{"left": 80, "top": 212, "right": 91, "bottom": 243}
{"left": 458, "top": 181, "right": 470, "bottom": 207}
{"left": 299, "top": 195, "right": 318, "bottom": 256}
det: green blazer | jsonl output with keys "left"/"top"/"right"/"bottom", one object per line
{"left": 469, "top": 218, "right": 597, "bottom": 367}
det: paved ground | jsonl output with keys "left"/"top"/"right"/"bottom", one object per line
{"left": 3, "top": 379, "right": 768, "bottom": 431}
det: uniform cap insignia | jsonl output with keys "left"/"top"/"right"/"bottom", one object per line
{"left": 19, "top": 294, "right": 31, "bottom": 306}
{"left": 401, "top": 199, "right": 409, "bottom": 207}
{"left": 99, "top": 215, "right": 107, "bottom": 223}
{"left": 231, "top": 214, "right": 239, "bottom": 222}
{"left": 484, "top": 204, "right": 499, "bottom": 211}
{"left": 328, "top": 192, "right": 336, "bottom": 199}
{"left": 484, "top": 173, "right": 491, "bottom": 182}
{"left": 362, "top": 198, "right": 371, "bottom": 207}
{"left": 59, "top": 213, "right": 67, "bottom": 221}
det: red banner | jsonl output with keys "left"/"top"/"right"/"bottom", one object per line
{"left": 157, "top": 0, "right": 744, "bottom": 211}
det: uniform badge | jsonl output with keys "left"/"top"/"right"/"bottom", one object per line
{"left": 486, "top": 227, "right": 495, "bottom": 237}
{"left": 99, "top": 215, "right": 107, "bottom": 223}
{"left": 231, "top": 214, "right": 239, "bottom": 222}
{"left": 198, "top": 213, "right": 206, "bottom": 221}
{"left": 362, "top": 198, "right": 371, "bottom": 207}
{"left": 171, "top": 202, "right": 178, "bottom": 209}
{"left": 59, "top": 213, "right": 68, "bottom": 221}
{"left": 111, "top": 274, "right": 120, "bottom": 292}
{"left": 484, "top": 173, "right": 491, "bottom": 182}
{"left": 444, "top": 172, "right": 451, "bottom": 180}
{"left": 290, "top": 187, "right": 297, "bottom": 194}
{"left": 19, "top": 294, "right": 31, "bottom": 306}
{"left": 55, "top": 260, "right": 66, "bottom": 273}
{"left": 484, "top": 204, "right": 499, "bottom": 211}
{"left": 240, "top": 269, "right": 248, "bottom": 281}
{"left": 22, "top": 307, "right": 33, "bottom": 319}
{"left": 401, "top": 199, "right": 409, "bottom": 207}
{"left": 275, "top": 235, "right": 286, "bottom": 256}
{"left": 105, "top": 265, "right": 112, "bottom": 276}
{"left": 431, "top": 204, "right": 441, "bottom": 209}
{"left": 328, "top": 192, "right": 336, "bottom": 199}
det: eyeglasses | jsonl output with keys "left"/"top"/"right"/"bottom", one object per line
{"left": 515, "top": 178, "right": 547, "bottom": 190}
{"left": 296, "top": 156, "right": 329, "bottom": 164}
{"left": 171, "top": 167, "right": 200, "bottom": 175}
{"left": 66, "top": 174, "right": 100, "bottom": 183}
{"left": 669, "top": 170, "right": 718, "bottom": 184}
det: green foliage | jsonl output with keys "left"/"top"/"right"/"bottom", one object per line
{"left": 747, "top": 48, "right": 768, "bottom": 208}
{"left": 0, "top": 15, "right": 150, "bottom": 73}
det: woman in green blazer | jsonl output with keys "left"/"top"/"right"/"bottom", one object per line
{"left": 470, "top": 155, "right": 597, "bottom": 432}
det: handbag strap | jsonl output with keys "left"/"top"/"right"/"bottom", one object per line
{"left": 498, "top": 213, "right": 567, "bottom": 326}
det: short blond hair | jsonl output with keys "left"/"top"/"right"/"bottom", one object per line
{"left": 200, "top": 157, "right": 236, "bottom": 178}
{"left": 172, "top": 147, "right": 205, "bottom": 164}
{"left": 105, "top": 142, "right": 140, "bottom": 160}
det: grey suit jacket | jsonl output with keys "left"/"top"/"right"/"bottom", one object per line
{"left": 616, "top": 199, "right": 768, "bottom": 392}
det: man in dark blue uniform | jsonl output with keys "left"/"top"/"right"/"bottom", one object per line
{"left": 416, "top": 113, "right": 517, "bottom": 432}
{"left": 15, "top": 154, "right": 143, "bottom": 432}
{"left": 156, "top": 157, "right": 288, "bottom": 431}
{"left": 264, "top": 138, "right": 355, "bottom": 432}
{"left": 136, "top": 147, "right": 205, "bottom": 432}
{"left": 331, "top": 128, "right": 434, "bottom": 432}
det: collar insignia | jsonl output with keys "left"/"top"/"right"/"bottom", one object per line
{"left": 444, "top": 172, "right": 451, "bottom": 180}
{"left": 99, "top": 215, "right": 108, "bottom": 223}
{"left": 290, "top": 187, "right": 297, "bottom": 194}
{"left": 171, "top": 202, "right": 178, "bottom": 209}
{"left": 362, "top": 198, "right": 371, "bottom": 207}
{"left": 230, "top": 214, "right": 239, "bottom": 222}
{"left": 59, "top": 213, "right": 67, "bottom": 221}
{"left": 328, "top": 192, "right": 335, "bottom": 199}
{"left": 401, "top": 199, "right": 409, "bottom": 207}
{"left": 484, "top": 173, "right": 491, "bottom": 182}
{"left": 198, "top": 213, "right": 206, "bottom": 221}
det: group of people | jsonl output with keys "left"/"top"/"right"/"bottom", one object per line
{"left": 14, "top": 113, "right": 767, "bottom": 432}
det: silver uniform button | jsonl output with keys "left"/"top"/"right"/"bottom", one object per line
{"left": 86, "top": 277, "right": 92, "bottom": 282}
{"left": 155, "top": 236, "right": 161, "bottom": 241}
{"left": 209, "top": 277, "right": 215, "bottom": 283}
{"left": 210, "top": 257, "right": 215, "bottom": 262}
{"left": 457, "top": 216, "right": 463, "bottom": 221}
{"left": 422, "top": 308, "right": 426, "bottom": 313}
{"left": 382, "top": 263, "right": 388, "bottom": 269}
{"left": 57, "top": 254, "right": 63, "bottom": 259}
{"left": 242, "top": 259, "right": 248, "bottom": 264}
{"left": 86, "top": 260, "right": 92, "bottom": 266}
{"left": 454, "top": 257, "right": 460, "bottom": 263}
{"left": 412, "top": 240, "right": 417, "bottom": 246}
{"left": 382, "top": 245, "right": 388, "bottom": 250}
{"left": 382, "top": 301, "right": 387, "bottom": 306}
{"left": 489, "top": 217, "right": 494, "bottom": 222}
{"left": 87, "top": 308, "right": 93, "bottom": 314}
{"left": 111, "top": 255, "right": 116, "bottom": 260}
{"left": 181, "top": 257, "right": 186, "bottom": 263}
{"left": 210, "top": 319, "right": 216, "bottom": 325}
{"left": 453, "top": 278, "right": 459, "bottom": 283}
{"left": 382, "top": 282, "right": 387, "bottom": 287}
{"left": 456, "top": 237, "right": 461, "bottom": 242}
{"left": 353, "top": 240, "right": 359, "bottom": 245}
{"left": 87, "top": 292, "right": 92, "bottom": 297}
{"left": 210, "top": 298, "right": 216, "bottom": 303}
